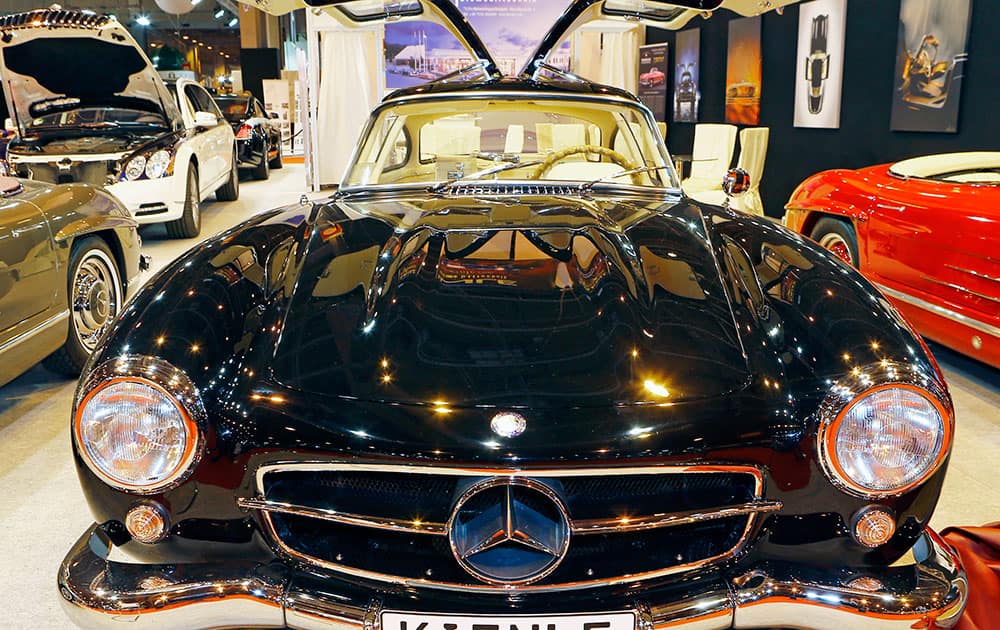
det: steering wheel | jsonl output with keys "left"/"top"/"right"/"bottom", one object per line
{"left": 529, "top": 145, "right": 643, "bottom": 185}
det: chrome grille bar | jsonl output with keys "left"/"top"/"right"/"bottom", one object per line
{"left": 237, "top": 498, "right": 447, "bottom": 535}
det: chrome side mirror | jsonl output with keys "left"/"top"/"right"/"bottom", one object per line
{"left": 722, "top": 167, "right": 751, "bottom": 197}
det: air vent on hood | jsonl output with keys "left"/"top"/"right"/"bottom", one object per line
{"left": 443, "top": 182, "right": 581, "bottom": 197}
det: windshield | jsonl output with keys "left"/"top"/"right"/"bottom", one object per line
{"left": 343, "top": 96, "right": 678, "bottom": 190}
{"left": 215, "top": 97, "right": 249, "bottom": 123}
{"left": 25, "top": 106, "right": 168, "bottom": 130}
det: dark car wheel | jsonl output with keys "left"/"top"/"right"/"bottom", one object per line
{"left": 269, "top": 139, "right": 283, "bottom": 169}
{"left": 811, "top": 217, "right": 859, "bottom": 267}
{"left": 43, "top": 237, "right": 122, "bottom": 376}
{"left": 252, "top": 143, "right": 270, "bottom": 180}
{"left": 165, "top": 164, "right": 201, "bottom": 239}
{"left": 216, "top": 150, "right": 240, "bottom": 201}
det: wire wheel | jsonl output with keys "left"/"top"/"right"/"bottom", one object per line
{"left": 72, "top": 248, "right": 121, "bottom": 353}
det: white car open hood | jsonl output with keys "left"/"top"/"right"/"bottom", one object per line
{"left": 0, "top": 9, "right": 179, "bottom": 133}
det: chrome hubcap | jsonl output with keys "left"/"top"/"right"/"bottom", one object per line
{"left": 819, "top": 233, "right": 853, "bottom": 265}
{"left": 189, "top": 178, "right": 200, "bottom": 225}
{"left": 73, "top": 253, "right": 119, "bottom": 351}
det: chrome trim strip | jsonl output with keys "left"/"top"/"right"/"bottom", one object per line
{"left": 945, "top": 264, "right": 1000, "bottom": 285}
{"left": 572, "top": 501, "right": 782, "bottom": 535}
{"left": 237, "top": 498, "right": 447, "bottom": 535}
{"left": 876, "top": 283, "right": 1000, "bottom": 339}
{"left": 920, "top": 276, "right": 1000, "bottom": 305}
{"left": 248, "top": 462, "right": 769, "bottom": 593}
{"left": 0, "top": 309, "right": 68, "bottom": 354}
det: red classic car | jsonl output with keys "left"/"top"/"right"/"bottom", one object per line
{"left": 639, "top": 66, "right": 665, "bottom": 87}
{"left": 784, "top": 152, "right": 1000, "bottom": 369}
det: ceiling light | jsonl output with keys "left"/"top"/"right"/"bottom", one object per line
{"left": 181, "top": 34, "right": 189, "bottom": 40}
{"left": 228, "top": 17, "right": 238, "bottom": 27}
{"left": 214, "top": 9, "right": 225, "bottom": 18}
{"left": 136, "top": 15, "right": 151, "bottom": 26}
{"left": 198, "top": 41, "right": 204, "bottom": 46}
{"left": 190, "top": 0, "right": 202, "bottom": 5}
{"left": 207, "top": 45, "right": 213, "bottom": 50}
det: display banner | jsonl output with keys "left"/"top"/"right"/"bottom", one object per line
{"left": 262, "top": 79, "right": 294, "bottom": 142}
{"left": 673, "top": 28, "right": 699, "bottom": 123}
{"left": 637, "top": 44, "right": 668, "bottom": 122}
{"left": 890, "top": 0, "right": 972, "bottom": 133}
{"left": 724, "top": 16, "right": 762, "bottom": 125}
{"left": 385, "top": 0, "right": 572, "bottom": 89}
{"left": 794, "top": 0, "right": 847, "bottom": 129}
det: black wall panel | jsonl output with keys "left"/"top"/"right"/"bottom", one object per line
{"left": 240, "top": 47, "right": 281, "bottom": 103}
{"left": 648, "top": 0, "right": 999, "bottom": 218}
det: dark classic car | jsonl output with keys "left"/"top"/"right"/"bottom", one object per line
{"left": 214, "top": 92, "right": 283, "bottom": 180}
{"left": 0, "top": 175, "right": 144, "bottom": 387}
{"left": 804, "top": 14, "right": 830, "bottom": 114}
{"left": 0, "top": 9, "right": 240, "bottom": 239}
{"left": 59, "top": 1, "right": 967, "bottom": 629}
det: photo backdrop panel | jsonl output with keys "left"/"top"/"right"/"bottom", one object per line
{"left": 638, "top": 44, "right": 668, "bottom": 122}
{"left": 794, "top": 0, "right": 847, "bottom": 128}
{"left": 673, "top": 28, "right": 699, "bottom": 123}
{"left": 890, "top": 0, "right": 972, "bottom": 133}
{"left": 725, "top": 16, "right": 761, "bottom": 125}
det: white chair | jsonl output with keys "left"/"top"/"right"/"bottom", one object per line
{"left": 689, "top": 127, "right": 770, "bottom": 215}
{"left": 681, "top": 123, "right": 737, "bottom": 194}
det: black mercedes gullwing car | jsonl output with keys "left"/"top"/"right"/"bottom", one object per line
{"left": 59, "top": 0, "right": 967, "bottom": 628}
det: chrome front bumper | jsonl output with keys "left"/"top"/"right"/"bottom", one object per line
{"left": 59, "top": 523, "right": 968, "bottom": 630}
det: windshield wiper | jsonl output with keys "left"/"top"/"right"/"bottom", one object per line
{"left": 578, "top": 165, "right": 672, "bottom": 196}
{"left": 430, "top": 159, "right": 543, "bottom": 193}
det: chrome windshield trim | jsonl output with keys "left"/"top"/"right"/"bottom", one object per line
{"left": 876, "top": 283, "right": 1000, "bottom": 339}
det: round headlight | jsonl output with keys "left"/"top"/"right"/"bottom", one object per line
{"left": 124, "top": 155, "right": 147, "bottom": 181}
{"left": 820, "top": 384, "right": 951, "bottom": 496}
{"left": 145, "top": 150, "right": 171, "bottom": 179}
{"left": 74, "top": 377, "right": 200, "bottom": 492}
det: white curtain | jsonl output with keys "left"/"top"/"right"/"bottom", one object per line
{"left": 317, "top": 30, "right": 380, "bottom": 187}
{"left": 598, "top": 27, "right": 639, "bottom": 94}
{"left": 572, "top": 30, "right": 603, "bottom": 84}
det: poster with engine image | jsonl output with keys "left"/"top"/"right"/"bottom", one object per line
{"left": 724, "top": 16, "right": 761, "bottom": 125}
{"left": 794, "top": 0, "right": 847, "bottom": 128}
{"left": 890, "top": 0, "right": 972, "bottom": 132}
{"left": 673, "top": 28, "right": 699, "bottom": 123}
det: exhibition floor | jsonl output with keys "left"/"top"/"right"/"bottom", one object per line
{"left": 0, "top": 163, "right": 996, "bottom": 627}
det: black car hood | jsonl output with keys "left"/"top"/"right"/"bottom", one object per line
{"left": 271, "top": 192, "right": 749, "bottom": 409}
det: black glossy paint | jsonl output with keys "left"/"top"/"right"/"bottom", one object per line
{"left": 73, "top": 176, "right": 952, "bottom": 595}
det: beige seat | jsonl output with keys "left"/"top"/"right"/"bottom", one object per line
{"left": 690, "top": 127, "right": 769, "bottom": 215}
{"left": 681, "top": 123, "right": 737, "bottom": 194}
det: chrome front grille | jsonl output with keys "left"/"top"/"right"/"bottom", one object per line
{"left": 241, "top": 464, "right": 779, "bottom": 592}
{"left": 0, "top": 9, "right": 112, "bottom": 30}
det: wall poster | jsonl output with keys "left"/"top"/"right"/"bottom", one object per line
{"left": 890, "top": 0, "right": 972, "bottom": 133}
{"left": 385, "top": 0, "right": 572, "bottom": 90}
{"left": 638, "top": 44, "right": 668, "bottom": 122}
{"left": 673, "top": 28, "right": 700, "bottom": 123}
{"left": 793, "top": 0, "right": 847, "bottom": 128}
{"left": 725, "top": 16, "right": 762, "bottom": 125}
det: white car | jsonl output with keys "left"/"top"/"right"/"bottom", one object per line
{"left": 0, "top": 10, "right": 239, "bottom": 238}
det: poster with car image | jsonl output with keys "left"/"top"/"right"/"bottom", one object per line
{"left": 638, "top": 44, "right": 668, "bottom": 122}
{"left": 673, "top": 28, "right": 699, "bottom": 123}
{"left": 725, "top": 16, "right": 762, "bottom": 125}
{"left": 890, "top": 0, "right": 972, "bottom": 133}
{"left": 384, "top": 0, "right": 572, "bottom": 89}
{"left": 794, "top": 0, "right": 847, "bottom": 128}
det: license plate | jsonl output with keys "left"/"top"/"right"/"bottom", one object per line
{"left": 380, "top": 611, "right": 636, "bottom": 630}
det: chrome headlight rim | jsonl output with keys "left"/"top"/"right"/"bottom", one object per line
{"left": 817, "top": 365, "right": 953, "bottom": 499}
{"left": 74, "top": 355, "right": 206, "bottom": 494}
{"left": 124, "top": 155, "right": 147, "bottom": 181}
{"left": 144, "top": 149, "right": 173, "bottom": 179}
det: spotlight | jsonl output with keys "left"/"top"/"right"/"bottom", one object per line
{"left": 228, "top": 17, "right": 238, "bottom": 27}
{"left": 191, "top": 0, "right": 202, "bottom": 4}
{"left": 136, "top": 15, "right": 151, "bottom": 26}
{"left": 214, "top": 9, "right": 225, "bottom": 18}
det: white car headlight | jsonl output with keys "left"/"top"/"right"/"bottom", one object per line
{"left": 145, "top": 150, "right": 172, "bottom": 179}
{"left": 74, "top": 375, "right": 201, "bottom": 493}
{"left": 819, "top": 383, "right": 951, "bottom": 496}
{"left": 124, "top": 155, "right": 147, "bottom": 181}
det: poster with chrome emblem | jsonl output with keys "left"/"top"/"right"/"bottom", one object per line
{"left": 381, "top": 611, "right": 637, "bottom": 630}
{"left": 794, "top": 0, "right": 847, "bottom": 128}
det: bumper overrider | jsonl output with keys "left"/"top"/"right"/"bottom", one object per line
{"left": 60, "top": 523, "right": 967, "bottom": 630}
